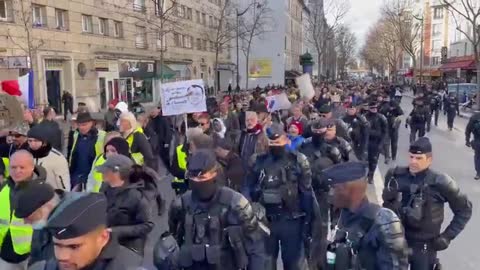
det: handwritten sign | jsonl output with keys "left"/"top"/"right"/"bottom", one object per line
{"left": 296, "top": 73, "right": 315, "bottom": 101}
{"left": 160, "top": 79, "right": 207, "bottom": 116}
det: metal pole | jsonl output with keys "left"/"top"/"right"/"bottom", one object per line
{"left": 419, "top": 18, "right": 424, "bottom": 85}
{"left": 236, "top": 9, "right": 240, "bottom": 92}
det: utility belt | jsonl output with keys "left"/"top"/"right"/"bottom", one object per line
{"left": 407, "top": 240, "right": 442, "bottom": 270}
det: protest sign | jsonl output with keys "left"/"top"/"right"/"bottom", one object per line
{"left": 160, "top": 79, "right": 207, "bottom": 116}
{"left": 295, "top": 73, "right": 315, "bottom": 100}
{"left": 266, "top": 93, "right": 292, "bottom": 112}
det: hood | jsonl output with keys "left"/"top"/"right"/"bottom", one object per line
{"left": 115, "top": 102, "right": 129, "bottom": 113}
{"left": 212, "top": 118, "right": 227, "bottom": 138}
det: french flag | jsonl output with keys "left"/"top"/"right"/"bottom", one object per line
{"left": 0, "top": 70, "right": 35, "bottom": 108}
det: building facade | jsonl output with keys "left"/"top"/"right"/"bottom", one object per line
{"left": 0, "top": 0, "right": 231, "bottom": 111}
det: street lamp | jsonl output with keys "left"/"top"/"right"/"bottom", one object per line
{"left": 236, "top": 1, "right": 261, "bottom": 92}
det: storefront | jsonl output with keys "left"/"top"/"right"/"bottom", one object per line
{"left": 118, "top": 60, "right": 155, "bottom": 104}
{"left": 44, "top": 58, "right": 74, "bottom": 113}
{"left": 440, "top": 56, "right": 477, "bottom": 83}
{"left": 95, "top": 59, "right": 119, "bottom": 109}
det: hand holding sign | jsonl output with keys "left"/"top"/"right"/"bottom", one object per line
{"left": 295, "top": 73, "right": 315, "bottom": 101}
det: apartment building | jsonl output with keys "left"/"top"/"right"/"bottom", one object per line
{"left": 0, "top": 0, "right": 231, "bottom": 111}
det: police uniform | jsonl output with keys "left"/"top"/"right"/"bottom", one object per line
{"left": 382, "top": 138, "right": 472, "bottom": 270}
{"left": 444, "top": 95, "right": 459, "bottom": 130}
{"left": 323, "top": 162, "right": 409, "bottom": 270}
{"left": 318, "top": 105, "right": 351, "bottom": 142}
{"left": 364, "top": 102, "right": 388, "bottom": 181}
{"left": 247, "top": 125, "right": 314, "bottom": 270}
{"left": 465, "top": 112, "right": 480, "bottom": 179}
{"left": 342, "top": 105, "right": 369, "bottom": 161}
{"left": 428, "top": 92, "right": 442, "bottom": 127}
{"left": 379, "top": 100, "right": 404, "bottom": 161}
{"left": 407, "top": 102, "right": 430, "bottom": 143}
{"left": 164, "top": 150, "right": 266, "bottom": 270}
{"left": 28, "top": 193, "right": 142, "bottom": 270}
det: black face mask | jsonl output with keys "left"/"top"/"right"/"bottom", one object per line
{"left": 190, "top": 179, "right": 218, "bottom": 201}
{"left": 312, "top": 134, "right": 324, "bottom": 146}
{"left": 269, "top": 146, "right": 286, "bottom": 157}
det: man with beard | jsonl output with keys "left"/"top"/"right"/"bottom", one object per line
{"left": 342, "top": 104, "right": 369, "bottom": 161}
{"left": 246, "top": 124, "right": 314, "bottom": 270}
{"left": 165, "top": 150, "right": 266, "bottom": 270}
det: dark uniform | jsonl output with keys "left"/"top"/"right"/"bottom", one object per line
{"left": 379, "top": 100, "right": 404, "bottom": 162}
{"left": 246, "top": 125, "right": 314, "bottom": 270}
{"left": 164, "top": 150, "right": 266, "bottom": 270}
{"left": 427, "top": 92, "right": 442, "bottom": 128}
{"left": 365, "top": 103, "right": 388, "bottom": 181}
{"left": 318, "top": 105, "right": 351, "bottom": 142}
{"left": 382, "top": 138, "right": 472, "bottom": 270}
{"left": 28, "top": 193, "right": 142, "bottom": 270}
{"left": 444, "top": 94, "right": 459, "bottom": 130}
{"left": 465, "top": 112, "right": 480, "bottom": 179}
{"left": 407, "top": 102, "right": 430, "bottom": 143}
{"left": 342, "top": 107, "right": 369, "bottom": 161}
{"left": 323, "top": 162, "right": 409, "bottom": 270}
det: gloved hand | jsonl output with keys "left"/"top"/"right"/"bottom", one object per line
{"left": 432, "top": 235, "right": 451, "bottom": 251}
{"left": 466, "top": 141, "right": 471, "bottom": 148}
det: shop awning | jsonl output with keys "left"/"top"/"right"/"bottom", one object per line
{"left": 156, "top": 64, "right": 176, "bottom": 79}
{"left": 439, "top": 57, "right": 476, "bottom": 71}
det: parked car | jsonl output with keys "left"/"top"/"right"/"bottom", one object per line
{"left": 447, "top": 83, "right": 478, "bottom": 102}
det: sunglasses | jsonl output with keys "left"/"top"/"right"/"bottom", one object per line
{"left": 199, "top": 122, "right": 209, "bottom": 126}
{"left": 12, "top": 134, "right": 24, "bottom": 138}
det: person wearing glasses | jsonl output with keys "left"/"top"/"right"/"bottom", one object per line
{"left": 317, "top": 104, "right": 351, "bottom": 142}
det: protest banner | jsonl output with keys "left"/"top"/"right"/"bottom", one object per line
{"left": 266, "top": 93, "right": 292, "bottom": 112}
{"left": 295, "top": 73, "right": 315, "bottom": 101}
{"left": 160, "top": 79, "right": 207, "bottom": 116}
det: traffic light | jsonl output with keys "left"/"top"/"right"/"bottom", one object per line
{"left": 441, "top": 46, "right": 448, "bottom": 64}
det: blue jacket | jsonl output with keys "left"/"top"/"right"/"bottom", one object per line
{"left": 286, "top": 135, "right": 305, "bottom": 152}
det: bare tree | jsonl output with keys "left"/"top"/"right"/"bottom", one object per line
{"left": 441, "top": 0, "right": 480, "bottom": 105}
{"left": 306, "top": 0, "right": 350, "bottom": 80}
{"left": 383, "top": 0, "right": 422, "bottom": 80}
{"left": 239, "top": 0, "right": 274, "bottom": 89}
{"left": 335, "top": 24, "right": 356, "bottom": 80}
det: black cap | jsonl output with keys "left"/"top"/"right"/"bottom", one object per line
{"left": 318, "top": 105, "right": 332, "bottom": 114}
{"left": 266, "top": 123, "right": 286, "bottom": 140}
{"left": 76, "top": 112, "right": 94, "bottom": 123}
{"left": 27, "top": 125, "right": 48, "bottom": 142}
{"left": 311, "top": 118, "right": 335, "bottom": 129}
{"left": 409, "top": 137, "right": 432, "bottom": 154}
{"left": 323, "top": 162, "right": 368, "bottom": 185}
{"left": 368, "top": 101, "right": 378, "bottom": 108}
{"left": 47, "top": 193, "right": 107, "bottom": 239}
{"left": 186, "top": 149, "right": 217, "bottom": 178}
{"left": 13, "top": 181, "right": 55, "bottom": 218}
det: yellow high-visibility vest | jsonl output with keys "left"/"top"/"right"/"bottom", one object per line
{"left": 91, "top": 154, "right": 107, "bottom": 192}
{"left": 126, "top": 127, "right": 144, "bottom": 165}
{"left": 69, "top": 130, "right": 106, "bottom": 164}
{"left": 172, "top": 144, "right": 187, "bottom": 184}
{"left": 0, "top": 185, "right": 33, "bottom": 255}
{"left": 2, "top": 158, "right": 9, "bottom": 178}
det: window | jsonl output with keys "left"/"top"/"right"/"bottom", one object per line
{"left": 202, "top": 39, "right": 207, "bottom": 51}
{"left": 133, "top": 0, "right": 145, "bottom": 12}
{"left": 431, "top": 57, "right": 440, "bottom": 66}
{"left": 174, "top": 33, "right": 183, "bottom": 47}
{"left": 136, "top": 26, "right": 147, "bottom": 48}
{"left": 114, "top": 21, "right": 123, "bottom": 37}
{"left": 0, "top": 0, "right": 8, "bottom": 21}
{"left": 184, "top": 35, "right": 193, "bottom": 48}
{"left": 432, "top": 40, "right": 442, "bottom": 52}
{"left": 176, "top": 5, "right": 185, "bottom": 17}
{"left": 196, "top": 38, "right": 202, "bottom": 50}
{"left": 186, "top": 8, "right": 192, "bottom": 20}
{"left": 32, "top": 5, "right": 46, "bottom": 27}
{"left": 432, "top": 24, "right": 441, "bottom": 36}
{"left": 82, "top": 15, "right": 93, "bottom": 33}
{"left": 196, "top": 11, "right": 201, "bottom": 23}
{"left": 433, "top": 7, "right": 443, "bottom": 19}
{"left": 157, "top": 32, "right": 166, "bottom": 51}
{"left": 202, "top": 13, "right": 206, "bottom": 25}
{"left": 55, "top": 9, "right": 67, "bottom": 29}
{"left": 209, "top": 16, "right": 213, "bottom": 27}
{"left": 98, "top": 18, "right": 108, "bottom": 35}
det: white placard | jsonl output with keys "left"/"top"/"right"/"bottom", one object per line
{"left": 160, "top": 79, "right": 207, "bottom": 116}
{"left": 295, "top": 73, "right": 315, "bottom": 100}
{"left": 266, "top": 93, "right": 292, "bottom": 112}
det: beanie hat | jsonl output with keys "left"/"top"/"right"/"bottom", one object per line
{"left": 104, "top": 137, "right": 131, "bottom": 158}
{"left": 289, "top": 120, "right": 303, "bottom": 135}
{"left": 27, "top": 125, "right": 48, "bottom": 142}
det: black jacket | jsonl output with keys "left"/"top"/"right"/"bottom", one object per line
{"left": 150, "top": 115, "right": 173, "bottom": 154}
{"left": 35, "top": 120, "right": 63, "bottom": 152}
{"left": 28, "top": 239, "right": 142, "bottom": 270}
{"left": 129, "top": 131, "right": 157, "bottom": 170}
{"left": 102, "top": 180, "right": 154, "bottom": 255}
{"left": 365, "top": 112, "right": 388, "bottom": 143}
{"left": 383, "top": 167, "right": 472, "bottom": 242}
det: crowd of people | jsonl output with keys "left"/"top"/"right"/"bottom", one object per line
{"left": 0, "top": 80, "right": 473, "bottom": 270}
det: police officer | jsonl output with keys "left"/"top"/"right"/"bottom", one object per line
{"left": 379, "top": 97, "right": 404, "bottom": 162}
{"left": 342, "top": 104, "right": 369, "bottom": 161}
{"left": 406, "top": 99, "right": 430, "bottom": 143}
{"left": 365, "top": 102, "right": 388, "bottom": 183}
{"left": 246, "top": 124, "right": 314, "bottom": 270}
{"left": 382, "top": 138, "right": 472, "bottom": 270}
{"left": 317, "top": 105, "right": 350, "bottom": 142}
{"left": 164, "top": 150, "right": 266, "bottom": 270}
{"left": 444, "top": 92, "right": 459, "bottom": 131}
{"left": 428, "top": 90, "right": 442, "bottom": 128}
{"left": 28, "top": 193, "right": 142, "bottom": 270}
{"left": 323, "top": 161, "right": 409, "bottom": 270}
{"left": 465, "top": 112, "right": 480, "bottom": 180}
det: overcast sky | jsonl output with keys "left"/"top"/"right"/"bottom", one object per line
{"left": 344, "top": 0, "right": 384, "bottom": 51}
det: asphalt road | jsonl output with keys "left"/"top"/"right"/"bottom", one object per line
{"left": 141, "top": 94, "right": 479, "bottom": 269}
